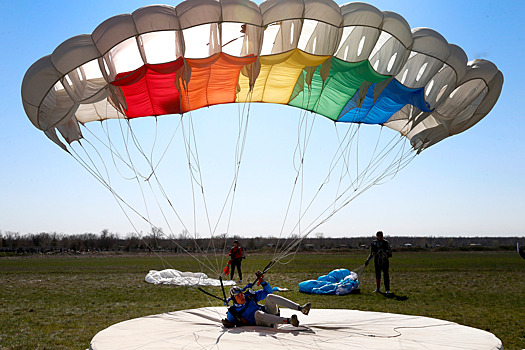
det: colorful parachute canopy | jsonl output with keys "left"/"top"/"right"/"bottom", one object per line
{"left": 21, "top": 0, "right": 502, "bottom": 151}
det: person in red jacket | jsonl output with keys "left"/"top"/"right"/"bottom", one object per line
{"left": 229, "top": 240, "right": 245, "bottom": 282}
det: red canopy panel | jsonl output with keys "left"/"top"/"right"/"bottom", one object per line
{"left": 112, "top": 60, "right": 184, "bottom": 118}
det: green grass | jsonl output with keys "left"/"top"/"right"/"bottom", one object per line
{"left": 1, "top": 251, "right": 524, "bottom": 349}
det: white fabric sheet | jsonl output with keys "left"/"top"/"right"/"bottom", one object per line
{"left": 90, "top": 307, "right": 502, "bottom": 350}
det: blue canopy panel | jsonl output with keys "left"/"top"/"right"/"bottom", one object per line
{"left": 337, "top": 80, "right": 433, "bottom": 124}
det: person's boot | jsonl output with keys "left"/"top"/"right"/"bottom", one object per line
{"left": 288, "top": 314, "right": 299, "bottom": 327}
{"left": 299, "top": 302, "right": 311, "bottom": 315}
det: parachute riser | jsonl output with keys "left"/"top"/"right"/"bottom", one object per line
{"left": 219, "top": 276, "right": 229, "bottom": 306}
{"left": 197, "top": 286, "right": 228, "bottom": 305}
{"left": 250, "top": 260, "right": 277, "bottom": 286}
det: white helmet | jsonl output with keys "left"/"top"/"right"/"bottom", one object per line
{"left": 229, "top": 286, "right": 242, "bottom": 299}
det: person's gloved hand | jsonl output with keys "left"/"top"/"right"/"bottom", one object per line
{"left": 242, "top": 283, "right": 253, "bottom": 291}
{"left": 222, "top": 319, "right": 234, "bottom": 328}
{"left": 255, "top": 270, "right": 265, "bottom": 284}
{"left": 364, "top": 260, "right": 369, "bottom": 267}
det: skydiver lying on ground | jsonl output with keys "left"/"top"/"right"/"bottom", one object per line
{"left": 221, "top": 271, "right": 311, "bottom": 328}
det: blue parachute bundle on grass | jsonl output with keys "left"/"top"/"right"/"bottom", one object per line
{"left": 298, "top": 268, "right": 360, "bottom": 295}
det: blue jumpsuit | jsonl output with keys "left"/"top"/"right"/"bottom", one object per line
{"left": 226, "top": 281, "right": 273, "bottom": 326}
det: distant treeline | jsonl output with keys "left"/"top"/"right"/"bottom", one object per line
{"left": 0, "top": 229, "right": 521, "bottom": 255}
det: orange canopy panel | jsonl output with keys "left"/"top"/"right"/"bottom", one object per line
{"left": 180, "top": 53, "right": 257, "bottom": 113}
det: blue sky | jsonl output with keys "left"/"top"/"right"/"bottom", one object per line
{"left": 1, "top": 0, "right": 523, "bottom": 238}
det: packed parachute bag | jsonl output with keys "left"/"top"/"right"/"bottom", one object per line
{"left": 298, "top": 268, "right": 360, "bottom": 295}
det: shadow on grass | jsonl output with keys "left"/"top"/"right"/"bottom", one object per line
{"left": 379, "top": 292, "right": 409, "bottom": 301}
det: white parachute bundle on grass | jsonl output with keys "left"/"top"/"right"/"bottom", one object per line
{"left": 145, "top": 269, "right": 237, "bottom": 286}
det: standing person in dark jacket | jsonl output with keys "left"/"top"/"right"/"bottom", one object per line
{"left": 365, "top": 231, "right": 392, "bottom": 293}
{"left": 229, "top": 240, "right": 245, "bottom": 282}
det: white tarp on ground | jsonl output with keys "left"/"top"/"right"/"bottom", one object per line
{"left": 90, "top": 307, "right": 502, "bottom": 350}
{"left": 145, "top": 269, "right": 236, "bottom": 286}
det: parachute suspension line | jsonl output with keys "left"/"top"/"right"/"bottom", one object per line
{"left": 334, "top": 131, "right": 413, "bottom": 201}
{"left": 69, "top": 139, "right": 158, "bottom": 251}
{"left": 295, "top": 110, "right": 317, "bottom": 242}
{"left": 375, "top": 136, "right": 417, "bottom": 184}
{"left": 333, "top": 93, "right": 418, "bottom": 186}
{"left": 272, "top": 119, "right": 358, "bottom": 263}
{"left": 333, "top": 108, "right": 367, "bottom": 194}
{"left": 272, "top": 80, "right": 364, "bottom": 266}
{"left": 351, "top": 129, "right": 412, "bottom": 187}
{"left": 113, "top": 115, "right": 198, "bottom": 257}
{"left": 332, "top": 123, "right": 360, "bottom": 213}
{"left": 148, "top": 117, "right": 160, "bottom": 175}
{"left": 83, "top": 113, "right": 224, "bottom": 279}
{"left": 212, "top": 97, "right": 251, "bottom": 273}
{"left": 127, "top": 119, "right": 194, "bottom": 238}
{"left": 274, "top": 77, "right": 315, "bottom": 250}
{"left": 175, "top": 79, "right": 226, "bottom": 277}
{"left": 179, "top": 81, "right": 203, "bottom": 235}
{"left": 79, "top": 120, "right": 137, "bottom": 181}
{"left": 271, "top": 108, "right": 313, "bottom": 261}
{"left": 307, "top": 156, "right": 411, "bottom": 237}
{"left": 137, "top": 116, "right": 184, "bottom": 182}
{"left": 226, "top": 91, "right": 253, "bottom": 228}
{"left": 116, "top": 118, "right": 156, "bottom": 237}
{"left": 113, "top": 115, "right": 225, "bottom": 276}
{"left": 177, "top": 85, "right": 256, "bottom": 277}
{"left": 296, "top": 137, "right": 417, "bottom": 240}
{"left": 170, "top": 77, "right": 250, "bottom": 278}
{"left": 270, "top": 121, "right": 418, "bottom": 266}
{"left": 112, "top": 116, "right": 208, "bottom": 271}
{"left": 119, "top": 116, "right": 184, "bottom": 237}
{"left": 182, "top": 75, "right": 247, "bottom": 276}
{"left": 67, "top": 119, "right": 230, "bottom": 283}
{"left": 333, "top": 115, "right": 414, "bottom": 194}
{"left": 271, "top": 74, "right": 319, "bottom": 261}
{"left": 297, "top": 111, "right": 308, "bottom": 247}
{"left": 334, "top": 92, "right": 375, "bottom": 195}
{"left": 273, "top": 117, "right": 350, "bottom": 266}
{"left": 117, "top": 117, "right": 194, "bottom": 251}
{"left": 67, "top": 129, "right": 219, "bottom": 277}
{"left": 207, "top": 89, "right": 254, "bottom": 272}
{"left": 182, "top": 115, "right": 226, "bottom": 276}
{"left": 354, "top": 124, "right": 382, "bottom": 190}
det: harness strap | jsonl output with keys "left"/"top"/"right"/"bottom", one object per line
{"left": 228, "top": 294, "right": 261, "bottom": 326}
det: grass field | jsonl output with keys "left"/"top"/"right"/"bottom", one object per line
{"left": 1, "top": 250, "right": 524, "bottom": 349}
